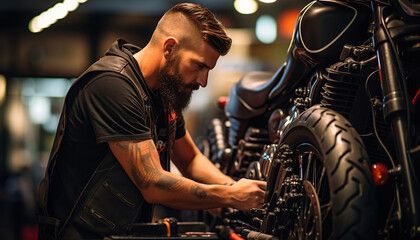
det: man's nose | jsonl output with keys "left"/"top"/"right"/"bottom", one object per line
{"left": 196, "top": 71, "right": 209, "bottom": 88}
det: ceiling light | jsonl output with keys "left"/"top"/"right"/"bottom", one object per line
{"left": 234, "top": 0, "right": 258, "bottom": 15}
{"left": 29, "top": 0, "right": 88, "bottom": 33}
{"left": 63, "top": 0, "right": 80, "bottom": 11}
{"left": 259, "top": 0, "right": 277, "bottom": 3}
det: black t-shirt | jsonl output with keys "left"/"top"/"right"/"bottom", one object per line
{"left": 49, "top": 68, "right": 186, "bottom": 221}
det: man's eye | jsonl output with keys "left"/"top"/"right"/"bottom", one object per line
{"left": 196, "top": 63, "right": 205, "bottom": 70}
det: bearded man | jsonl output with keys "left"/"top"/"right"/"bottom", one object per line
{"left": 37, "top": 3, "right": 266, "bottom": 239}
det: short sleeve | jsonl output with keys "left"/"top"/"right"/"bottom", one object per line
{"left": 81, "top": 73, "right": 152, "bottom": 143}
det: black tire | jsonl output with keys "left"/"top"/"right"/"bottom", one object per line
{"left": 280, "top": 105, "right": 376, "bottom": 239}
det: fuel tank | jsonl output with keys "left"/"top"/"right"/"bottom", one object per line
{"left": 296, "top": 0, "right": 372, "bottom": 65}
{"left": 268, "top": 0, "right": 372, "bottom": 100}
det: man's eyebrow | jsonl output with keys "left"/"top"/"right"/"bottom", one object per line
{"left": 194, "top": 60, "right": 212, "bottom": 70}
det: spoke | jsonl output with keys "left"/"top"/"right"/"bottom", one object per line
{"left": 316, "top": 167, "right": 326, "bottom": 195}
{"left": 320, "top": 202, "right": 331, "bottom": 211}
{"left": 321, "top": 201, "right": 332, "bottom": 222}
{"left": 312, "top": 157, "right": 317, "bottom": 187}
{"left": 304, "top": 152, "right": 313, "bottom": 181}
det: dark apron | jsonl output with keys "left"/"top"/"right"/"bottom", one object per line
{"left": 37, "top": 53, "right": 174, "bottom": 239}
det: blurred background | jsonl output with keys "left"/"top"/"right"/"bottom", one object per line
{"left": 0, "top": 0, "right": 311, "bottom": 239}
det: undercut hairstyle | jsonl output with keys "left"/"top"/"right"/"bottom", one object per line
{"left": 166, "top": 3, "right": 232, "bottom": 56}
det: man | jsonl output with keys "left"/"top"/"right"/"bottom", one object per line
{"left": 37, "top": 3, "right": 266, "bottom": 239}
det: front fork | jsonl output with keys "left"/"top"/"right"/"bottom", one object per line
{"left": 372, "top": 1, "right": 420, "bottom": 237}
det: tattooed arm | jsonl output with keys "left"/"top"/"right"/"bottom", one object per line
{"left": 171, "top": 131, "right": 234, "bottom": 185}
{"left": 109, "top": 139, "right": 266, "bottom": 210}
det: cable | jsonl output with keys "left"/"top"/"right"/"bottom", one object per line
{"left": 364, "top": 69, "right": 396, "bottom": 168}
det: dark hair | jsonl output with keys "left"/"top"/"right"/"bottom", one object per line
{"left": 167, "top": 3, "right": 232, "bottom": 56}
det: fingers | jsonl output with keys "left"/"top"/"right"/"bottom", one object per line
{"left": 248, "top": 179, "right": 266, "bottom": 202}
{"left": 257, "top": 190, "right": 265, "bottom": 199}
{"left": 257, "top": 181, "right": 267, "bottom": 190}
{"left": 232, "top": 178, "right": 267, "bottom": 211}
{"left": 253, "top": 188, "right": 265, "bottom": 208}
{"left": 249, "top": 195, "right": 264, "bottom": 211}
{"left": 256, "top": 196, "right": 264, "bottom": 205}
{"left": 256, "top": 184, "right": 266, "bottom": 208}
{"left": 252, "top": 180, "right": 266, "bottom": 194}
{"left": 249, "top": 179, "right": 267, "bottom": 190}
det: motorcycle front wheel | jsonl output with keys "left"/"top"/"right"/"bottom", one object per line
{"left": 272, "top": 105, "right": 376, "bottom": 239}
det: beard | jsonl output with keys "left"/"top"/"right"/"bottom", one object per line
{"left": 158, "top": 55, "right": 199, "bottom": 115}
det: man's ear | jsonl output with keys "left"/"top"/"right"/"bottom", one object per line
{"left": 163, "top": 37, "right": 178, "bottom": 59}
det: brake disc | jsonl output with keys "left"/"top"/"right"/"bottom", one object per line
{"left": 296, "top": 180, "right": 322, "bottom": 240}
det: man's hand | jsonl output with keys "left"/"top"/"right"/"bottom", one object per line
{"left": 229, "top": 178, "right": 266, "bottom": 211}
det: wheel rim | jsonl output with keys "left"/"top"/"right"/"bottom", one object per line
{"left": 291, "top": 143, "right": 332, "bottom": 240}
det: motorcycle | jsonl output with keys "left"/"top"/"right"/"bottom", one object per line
{"left": 201, "top": 0, "right": 420, "bottom": 239}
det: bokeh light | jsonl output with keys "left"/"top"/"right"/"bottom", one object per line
{"left": 277, "top": 8, "right": 301, "bottom": 39}
{"left": 234, "top": 0, "right": 258, "bottom": 15}
{"left": 256, "top": 14, "right": 277, "bottom": 44}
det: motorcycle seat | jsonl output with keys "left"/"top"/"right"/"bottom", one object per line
{"left": 226, "top": 66, "right": 284, "bottom": 119}
{"left": 237, "top": 71, "right": 275, "bottom": 106}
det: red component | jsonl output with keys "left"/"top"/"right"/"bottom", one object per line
{"left": 21, "top": 225, "right": 38, "bottom": 240}
{"left": 412, "top": 88, "right": 420, "bottom": 105}
{"left": 229, "top": 232, "right": 245, "bottom": 240}
{"left": 378, "top": 65, "right": 383, "bottom": 85}
{"left": 371, "top": 163, "right": 389, "bottom": 186}
{"left": 218, "top": 96, "right": 229, "bottom": 109}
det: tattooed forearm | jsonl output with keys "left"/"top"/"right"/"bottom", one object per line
{"left": 191, "top": 185, "right": 207, "bottom": 199}
{"left": 130, "top": 167, "right": 160, "bottom": 189}
{"left": 156, "top": 174, "right": 185, "bottom": 191}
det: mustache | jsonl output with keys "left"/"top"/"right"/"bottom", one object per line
{"left": 184, "top": 83, "right": 200, "bottom": 91}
